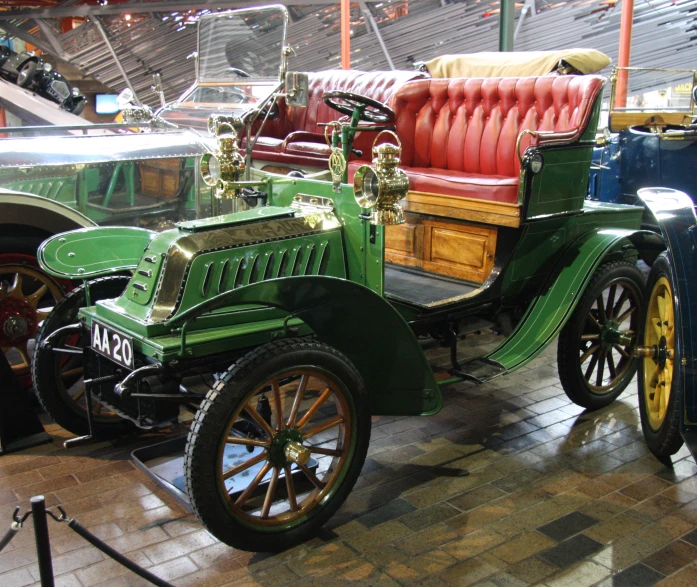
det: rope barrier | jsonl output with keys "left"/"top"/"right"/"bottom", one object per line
{"left": 4, "top": 497, "right": 173, "bottom": 587}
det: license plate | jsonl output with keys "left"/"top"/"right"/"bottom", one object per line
{"left": 91, "top": 321, "right": 134, "bottom": 370}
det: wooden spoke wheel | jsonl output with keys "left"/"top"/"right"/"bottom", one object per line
{"left": 32, "top": 276, "right": 133, "bottom": 437}
{"left": 185, "top": 339, "right": 369, "bottom": 552}
{"left": 0, "top": 264, "right": 63, "bottom": 383}
{"left": 638, "top": 252, "right": 683, "bottom": 458}
{"left": 558, "top": 261, "right": 645, "bottom": 410}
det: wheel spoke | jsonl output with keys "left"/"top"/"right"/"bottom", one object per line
{"left": 286, "top": 374, "right": 308, "bottom": 427}
{"left": 581, "top": 334, "right": 600, "bottom": 341}
{"left": 299, "top": 463, "right": 325, "bottom": 490}
{"left": 271, "top": 379, "right": 284, "bottom": 431}
{"left": 296, "top": 387, "right": 332, "bottom": 428}
{"left": 588, "top": 313, "right": 602, "bottom": 331}
{"left": 309, "top": 446, "right": 342, "bottom": 457}
{"left": 612, "top": 288, "right": 629, "bottom": 318}
{"left": 26, "top": 284, "right": 48, "bottom": 309}
{"left": 9, "top": 272, "right": 22, "bottom": 298}
{"left": 36, "top": 309, "right": 51, "bottom": 321}
{"left": 302, "top": 415, "right": 344, "bottom": 439}
{"left": 596, "top": 296, "right": 607, "bottom": 323}
{"left": 71, "top": 387, "right": 86, "bottom": 402}
{"left": 616, "top": 305, "right": 636, "bottom": 325}
{"left": 284, "top": 466, "right": 298, "bottom": 512}
{"left": 226, "top": 435, "right": 270, "bottom": 448}
{"left": 235, "top": 461, "right": 271, "bottom": 507}
{"left": 613, "top": 344, "right": 630, "bottom": 359}
{"left": 244, "top": 402, "right": 275, "bottom": 439}
{"left": 605, "top": 284, "right": 617, "bottom": 319}
{"left": 222, "top": 450, "right": 267, "bottom": 480}
{"left": 261, "top": 467, "right": 280, "bottom": 519}
{"left": 581, "top": 344, "right": 600, "bottom": 366}
{"left": 584, "top": 350, "right": 600, "bottom": 380}
{"left": 607, "top": 351, "right": 617, "bottom": 379}
{"left": 596, "top": 351, "right": 606, "bottom": 387}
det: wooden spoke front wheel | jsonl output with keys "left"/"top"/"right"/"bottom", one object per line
{"left": 185, "top": 339, "right": 370, "bottom": 552}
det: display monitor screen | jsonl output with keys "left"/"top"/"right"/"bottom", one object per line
{"left": 95, "top": 94, "right": 120, "bottom": 114}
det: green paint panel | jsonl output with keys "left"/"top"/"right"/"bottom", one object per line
{"left": 176, "top": 206, "right": 296, "bottom": 232}
{"left": 38, "top": 226, "right": 156, "bottom": 279}
{"left": 488, "top": 229, "right": 639, "bottom": 373}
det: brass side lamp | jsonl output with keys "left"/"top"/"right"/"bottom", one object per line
{"left": 201, "top": 116, "right": 246, "bottom": 199}
{"left": 353, "top": 131, "right": 409, "bottom": 226}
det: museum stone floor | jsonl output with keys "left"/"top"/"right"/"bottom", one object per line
{"left": 3, "top": 333, "right": 697, "bottom": 587}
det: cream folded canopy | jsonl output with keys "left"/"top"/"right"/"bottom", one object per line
{"left": 425, "top": 49, "right": 611, "bottom": 78}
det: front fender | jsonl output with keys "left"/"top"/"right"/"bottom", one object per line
{"left": 638, "top": 187, "right": 697, "bottom": 425}
{"left": 169, "top": 276, "right": 441, "bottom": 416}
{"left": 0, "top": 190, "right": 94, "bottom": 235}
{"left": 38, "top": 226, "right": 156, "bottom": 280}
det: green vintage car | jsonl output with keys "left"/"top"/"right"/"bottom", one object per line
{"left": 31, "top": 7, "right": 666, "bottom": 552}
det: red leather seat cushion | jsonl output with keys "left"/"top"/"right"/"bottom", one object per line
{"left": 405, "top": 168, "right": 519, "bottom": 203}
{"left": 347, "top": 162, "right": 519, "bottom": 203}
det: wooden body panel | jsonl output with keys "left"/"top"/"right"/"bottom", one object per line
{"left": 138, "top": 158, "right": 181, "bottom": 198}
{"left": 386, "top": 211, "right": 497, "bottom": 283}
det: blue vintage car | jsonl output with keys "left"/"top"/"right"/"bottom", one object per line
{"left": 588, "top": 67, "right": 697, "bottom": 233}
{"left": 636, "top": 188, "right": 697, "bottom": 459}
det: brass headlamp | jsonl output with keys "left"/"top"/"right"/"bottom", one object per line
{"left": 201, "top": 115, "right": 246, "bottom": 199}
{"left": 353, "top": 131, "right": 409, "bottom": 226}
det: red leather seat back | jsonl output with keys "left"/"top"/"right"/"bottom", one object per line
{"left": 392, "top": 76, "right": 604, "bottom": 177}
{"left": 261, "top": 70, "right": 427, "bottom": 154}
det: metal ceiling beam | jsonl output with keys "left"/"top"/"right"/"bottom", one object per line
{"left": 0, "top": 0, "right": 353, "bottom": 19}
{"left": 358, "top": 0, "right": 394, "bottom": 70}
{"left": 0, "top": 20, "right": 71, "bottom": 62}
{"left": 91, "top": 16, "right": 141, "bottom": 105}
{"left": 35, "top": 19, "right": 69, "bottom": 58}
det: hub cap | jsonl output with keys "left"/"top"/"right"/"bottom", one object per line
{"left": 0, "top": 265, "right": 63, "bottom": 378}
{"left": 218, "top": 368, "right": 352, "bottom": 527}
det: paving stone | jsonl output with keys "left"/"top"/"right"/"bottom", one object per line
{"left": 610, "top": 563, "right": 664, "bottom": 587}
{"left": 537, "top": 534, "right": 603, "bottom": 569}
{"left": 537, "top": 511, "right": 599, "bottom": 541}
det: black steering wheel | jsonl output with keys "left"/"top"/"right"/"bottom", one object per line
{"left": 323, "top": 90, "right": 395, "bottom": 124}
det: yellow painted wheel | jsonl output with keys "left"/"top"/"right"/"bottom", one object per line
{"left": 638, "top": 252, "right": 683, "bottom": 458}
{"left": 642, "top": 275, "right": 675, "bottom": 431}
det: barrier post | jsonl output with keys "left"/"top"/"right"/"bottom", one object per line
{"left": 31, "top": 496, "right": 55, "bottom": 587}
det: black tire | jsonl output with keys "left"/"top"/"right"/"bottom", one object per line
{"left": 70, "top": 98, "right": 85, "bottom": 116}
{"left": 16, "top": 60, "right": 36, "bottom": 88}
{"left": 32, "top": 275, "right": 133, "bottom": 437}
{"left": 558, "top": 261, "right": 645, "bottom": 410}
{"left": 638, "top": 252, "right": 683, "bottom": 458}
{"left": 185, "top": 338, "right": 370, "bottom": 552}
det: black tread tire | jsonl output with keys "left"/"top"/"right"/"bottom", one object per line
{"left": 32, "top": 275, "right": 134, "bottom": 437}
{"left": 17, "top": 60, "right": 36, "bottom": 88}
{"left": 558, "top": 261, "right": 645, "bottom": 410}
{"left": 70, "top": 98, "right": 85, "bottom": 116}
{"left": 638, "top": 252, "right": 684, "bottom": 458}
{"left": 185, "top": 338, "right": 370, "bottom": 552}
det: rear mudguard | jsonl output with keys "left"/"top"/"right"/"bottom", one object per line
{"left": 167, "top": 276, "right": 442, "bottom": 416}
{"left": 482, "top": 227, "right": 661, "bottom": 376}
{"left": 38, "top": 226, "right": 156, "bottom": 280}
{"left": 638, "top": 188, "right": 697, "bottom": 426}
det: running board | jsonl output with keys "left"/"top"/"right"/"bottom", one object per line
{"left": 476, "top": 229, "right": 638, "bottom": 380}
{"left": 449, "top": 357, "right": 506, "bottom": 384}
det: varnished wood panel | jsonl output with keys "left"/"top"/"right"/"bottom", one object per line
{"left": 423, "top": 219, "right": 497, "bottom": 283}
{"left": 385, "top": 217, "right": 423, "bottom": 269}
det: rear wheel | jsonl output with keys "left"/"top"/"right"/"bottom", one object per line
{"left": 185, "top": 339, "right": 370, "bottom": 551}
{"left": 558, "top": 261, "right": 644, "bottom": 410}
{"left": 638, "top": 253, "right": 683, "bottom": 458}
{"left": 70, "top": 98, "right": 85, "bottom": 116}
{"left": 0, "top": 263, "right": 63, "bottom": 387}
{"left": 32, "top": 276, "right": 133, "bottom": 437}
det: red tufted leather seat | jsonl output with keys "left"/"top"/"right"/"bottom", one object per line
{"left": 252, "top": 70, "right": 426, "bottom": 167}
{"left": 349, "top": 75, "right": 604, "bottom": 204}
